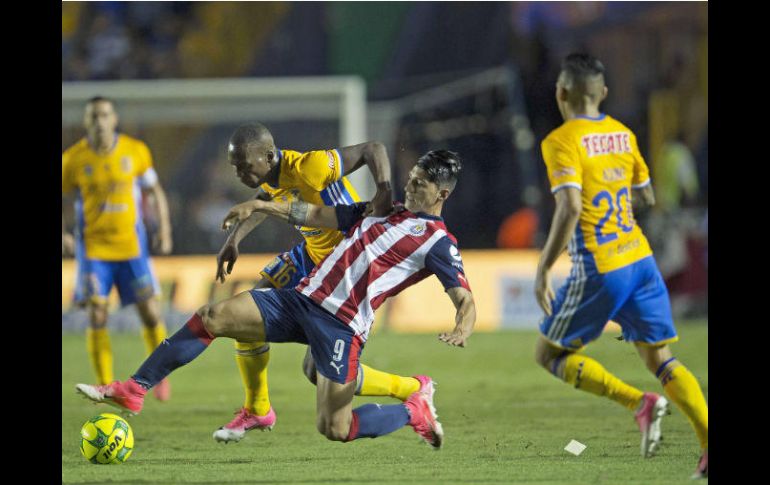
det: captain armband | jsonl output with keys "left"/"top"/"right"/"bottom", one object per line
{"left": 287, "top": 201, "right": 309, "bottom": 226}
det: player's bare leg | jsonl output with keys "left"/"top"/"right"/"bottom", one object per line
{"left": 86, "top": 300, "right": 112, "bottom": 385}
{"left": 315, "top": 373, "right": 357, "bottom": 441}
{"left": 635, "top": 342, "right": 708, "bottom": 474}
{"left": 135, "top": 296, "right": 171, "bottom": 401}
{"left": 78, "top": 292, "right": 267, "bottom": 415}
{"left": 535, "top": 335, "right": 660, "bottom": 456}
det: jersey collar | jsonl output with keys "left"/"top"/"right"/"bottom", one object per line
{"left": 573, "top": 113, "right": 606, "bottom": 121}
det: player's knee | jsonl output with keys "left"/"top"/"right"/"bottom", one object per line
{"left": 534, "top": 345, "right": 553, "bottom": 370}
{"left": 302, "top": 353, "right": 317, "bottom": 385}
{"left": 89, "top": 305, "right": 109, "bottom": 328}
{"left": 198, "top": 304, "right": 225, "bottom": 336}
{"left": 316, "top": 418, "right": 350, "bottom": 442}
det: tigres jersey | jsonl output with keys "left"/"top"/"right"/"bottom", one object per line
{"left": 62, "top": 134, "right": 158, "bottom": 261}
{"left": 260, "top": 148, "right": 360, "bottom": 264}
{"left": 541, "top": 114, "right": 653, "bottom": 274}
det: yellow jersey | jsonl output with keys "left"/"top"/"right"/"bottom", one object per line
{"left": 62, "top": 134, "right": 157, "bottom": 261}
{"left": 261, "top": 148, "right": 361, "bottom": 264}
{"left": 541, "top": 114, "right": 653, "bottom": 274}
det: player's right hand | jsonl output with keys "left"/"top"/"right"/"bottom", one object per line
{"left": 535, "top": 269, "right": 555, "bottom": 316}
{"left": 216, "top": 242, "right": 239, "bottom": 283}
{"left": 62, "top": 233, "right": 75, "bottom": 257}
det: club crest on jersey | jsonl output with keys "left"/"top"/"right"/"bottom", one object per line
{"left": 84, "top": 165, "right": 93, "bottom": 177}
{"left": 409, "top": 223, "right": 426, "bottom": 236}
{"left": 121, "top": 156, "right": 132, "bottom": 173}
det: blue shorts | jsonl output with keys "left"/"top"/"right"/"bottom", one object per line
{"left": 73, "top": 240, "right": 159, "bottom": 307}
{"left": 259, "top": 242, "right": 316, "bottom": 289}
{"left": 249, "top": 288, "right": 363, "bottom": 385}
{"left": 540, "top": 256, "right": 678, "bottom": 350}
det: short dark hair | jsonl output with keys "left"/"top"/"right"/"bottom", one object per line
{"left": 561, "top": 53, "right": 605, "bottom": 101}
{"left": 416, "top": 149, "right": 462, "bottom": 191}
{"left": 229, "top": 122, "right": 273, "bottom": 149}
{"left": 87, "top": 96, "right": 115, "bottom": 107}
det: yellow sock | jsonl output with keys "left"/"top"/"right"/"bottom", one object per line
{"left": 561, "top": 353, "right": 644, "bottom": 410}
{"left": 357, "top": 364, "right": 420, "bottom": 401}
{"left": 658, "top": 358, "right": 708, "bottom": 449}
{"left": 140, "top": 322, "right": 167, "bottom": 355}
{"left": 234, "top": 341, "right": 271, "bottom": 415}
{"left": 86, "top": 327, "right": 113, "bottom": 385}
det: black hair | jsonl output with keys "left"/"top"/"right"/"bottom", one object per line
{"left": 229, "top": 122, "right": 273, "bottom": 148}
{"left": 416, "top": 149, "right": 462, "bottom": 191}
{"left": 87, "top": 96, "right": 115, "bottom": 107}
{"left": 561, "top": 53, "right": 605, "bottom": 101}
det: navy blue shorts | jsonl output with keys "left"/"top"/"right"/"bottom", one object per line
{"left": 249, "top": 288, "right": 363, "bottom": 384}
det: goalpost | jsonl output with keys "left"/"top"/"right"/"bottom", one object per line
{"left": 61, "top": 76, "right": 373, "bottom": 198}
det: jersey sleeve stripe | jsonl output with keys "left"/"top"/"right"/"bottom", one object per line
{"left": 334, "top": 149, "right": 344, "bottom": 179}
{"left": 551, "top": 182, "right": 582, "bottom": 193}
{"left": 632, "top": 179, "right": 651, "bottom": 189}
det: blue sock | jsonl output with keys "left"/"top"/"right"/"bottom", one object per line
{"left": 346, "top": 403, "right": 410, "bottom": 441}
{"left": 132, "top": 314, "right": 214, "bottom": 389}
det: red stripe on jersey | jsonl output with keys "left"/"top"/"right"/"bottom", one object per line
{"left": 308, "top": 211, "right": 415, "bottom": 305}
{"left": 345, "top": 336, "right": 362, "bottom": 383}
{"left": 370, "top": 268, "right": 432, "bottom": 309}
{"left": 334, "top": 221, "right": 441, "bottom": 323}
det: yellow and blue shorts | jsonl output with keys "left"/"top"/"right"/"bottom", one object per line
{"left": 540, "top": 256, "right": 678, "bottom": 350}
{"left": 259, "top": 242, "right": 316, "bottom": 289}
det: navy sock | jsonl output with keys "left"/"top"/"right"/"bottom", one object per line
{"left": 132, "top": 314, "right": 214, "bottom": 389}
{"left": 346, "top": 403, "right": 410, "bottom": 441}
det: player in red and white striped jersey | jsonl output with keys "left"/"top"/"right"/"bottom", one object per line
{"left": 76, "top": 150, "right": 476, "bottom": 450}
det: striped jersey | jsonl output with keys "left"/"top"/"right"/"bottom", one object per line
{"left": 260, "top": 148, "right": 360, "bottom": 264}
{"left": 541, "top": 113, "right": 653, "bottom": 274}
{"left": 296, "top": 203, "right": 472, "bottom": 342}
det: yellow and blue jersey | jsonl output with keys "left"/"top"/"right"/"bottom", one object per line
{"left": 541, "top": 114, "right": 653, "bottom": 274}
{"left": 260, "top": 148, "right": 360, "bottom": 265}
{"left": 62, "top": 134, "right": 158, "bottom": 261}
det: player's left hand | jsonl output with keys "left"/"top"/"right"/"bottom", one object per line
{"left": 438, "top": 324, "right": 471, "bottom": 348}
{"left": 154, "top": 229, "right": 173, "bottom": 255}
{"left": 222, "top": 201, "right": 258, "bottom": 231}
{"left": 535, "top": 268, "right": 555, "bottom": 316}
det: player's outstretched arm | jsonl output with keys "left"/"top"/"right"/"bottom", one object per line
{"left": 438, "top": 287, "right": 476, "bottom": 348}
{"left": 216, "top": 190, "right": 272, "bottom": 283}
{"left": 338, "top": 141, "right": 393, "bottom": 216}
{"left": 535, "top": 187, "right": 582, "bottom": 316}
{"left": 223, "top": 200, "right": 340, "bottom": 232}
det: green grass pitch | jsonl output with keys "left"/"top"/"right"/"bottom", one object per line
{"left": 62, "top": 322, "right": 707, "bottom": 484}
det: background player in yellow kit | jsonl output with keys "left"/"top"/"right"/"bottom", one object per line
{"left": 211, "top": 123, "right": 432, "bottom": 442}
{"left": 533, "top": 54, "right": 708, "bottom": 479}
{"left": 62, "top": 96, "right": 174, "bottom": 402}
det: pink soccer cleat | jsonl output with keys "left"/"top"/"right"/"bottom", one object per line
{"left": 635, "top": 392, "right": 670, "bottom": 458}
{"left": 75, "top": 378, "right": 147, "bottom": 415}
{"left": 212, "top": 407, "right": 277, "bottom": 443}
{"left": 405, "top": 389, "right": 443, "bottom": 449}
{"left": 153, "top": 378, "right": 171, "bottom": 402}
{"left": 412, "top": 374, "right": 435, "bottom": 401}
{"left": 691, "top": 450, "right": 708, "bottom": 479}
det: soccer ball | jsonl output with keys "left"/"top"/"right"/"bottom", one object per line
{"left": 80, "top": 413, "right": 134, "bottom": 464}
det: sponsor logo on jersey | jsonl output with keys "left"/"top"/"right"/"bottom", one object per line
{"left": 326, "top": 151, "right": 336, "bottom": 170}
{"left": 410, "top": 223, "right": 426, "bottom": 236}
{"left": 121, "top": 156, "right": 132, "bottom": 173}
